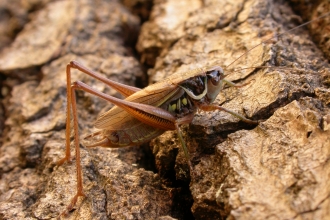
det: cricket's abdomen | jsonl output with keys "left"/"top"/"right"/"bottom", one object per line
{"left": 84, "top": 118, "right": 166, "bottom": 148}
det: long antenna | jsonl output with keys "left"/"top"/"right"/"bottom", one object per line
{"left": 225, "top": 12, "right": 330, "bottom": 69}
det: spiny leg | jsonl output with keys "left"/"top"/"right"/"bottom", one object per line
{"left": 59, "top": 82, "right": 86, "bottom": 217}
{"left": 216, "top": 78, "right": 257, "bottom": 123}
{"left": 56, "top": 61, "right": 142, "bottom": 216}
{"left": 57, "top": 82, "right": 134, "bottom": 215}
{"left": 58, "top": 78, "right": 143, "bottom": 216}
{"left": 174, "top": 114, "right": 196, "bottom": 173}
{"left": 199, "top": 104, "right": 258, "bottom": 124}
{"left": 223, "top": 79, "right": 251, "bottom": 88}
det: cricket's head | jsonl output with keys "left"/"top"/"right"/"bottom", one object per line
{"left": 205, "top": 66, "right": 225, "bottom": 103}
{"left": 178, "top": 65, "right": 225, "bottom": 104}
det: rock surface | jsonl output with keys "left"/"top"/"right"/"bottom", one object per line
{"left": 0, "top": 0, "right": 329, "bottom": 219}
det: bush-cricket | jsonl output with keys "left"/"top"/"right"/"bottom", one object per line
{"left": 57, "top": 11, "right": 330, "bottom": 217}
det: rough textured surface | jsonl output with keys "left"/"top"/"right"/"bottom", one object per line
{"left": 289, "top": 0, "right": 330, "bottom": 60}
{"left": 0, "top": 1, "right": 74, "bottom": 71}
{"left": 139, "top": 0, "right": 330, "bottom": 219}
{"left": 0, "top": 0, "right": 329, "bottom": 220}
{"left": 0, "top": 0, "right": 53, "bottom": 51}
{"left": 191, "top": 98, "right": 330, "bottom": 219}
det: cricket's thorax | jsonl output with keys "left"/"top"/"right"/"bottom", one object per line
{"left": 163, "top": 66, "right": 225, "bottom": 118}
{"left": 166, "top": 91, "right": 197, "bottom": 117}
